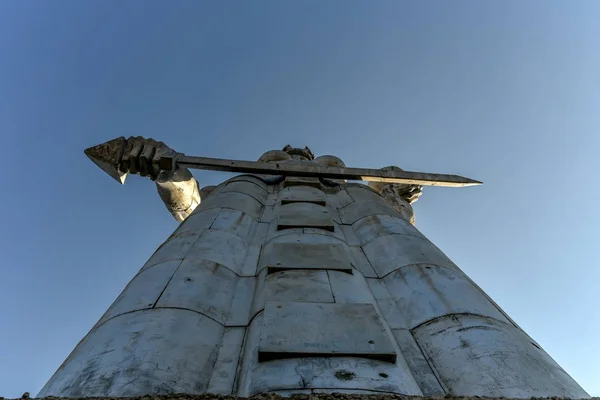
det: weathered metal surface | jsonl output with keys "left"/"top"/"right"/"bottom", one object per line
{"left": 226, "top": 277, "right": 256, "bottom": 326}
{"left": 327, "top": 270, "right": 375, "bottom": 304}
{"left": 210, "top": 208, "right": 257, "bottom": 241}
{"left": 283, "top": 176, "right": 322, "bottom": 188}
{"left": 362, "top": 234, "right": 455, "bottom": 277}
{"left": 162, "top": 154, "right": 482, "bottom": 187}
{"left": 347, "top": 246, "right": 378, "bottom": 278}
{"left": 279, "top": 186, "right": 327, "bottom": 205}
{"left": 277, "top": 202, "right": 335, "bottom": 231}
{"left": 172, "top": 208, "right": 221, "bottom": 238}
{"left": 38, "top": 309, "right": 224, "bottom": 397}
{"left": 240, "top": 244, "right": 261, "bottom": 276}
{"left": 365, "top": 278, "right": 408, "bottom": 330}
{"left": 237, "top": 313, "right": 422, "bottom": 397}
{"left": 259, "top": 302, "right": 396, "bottom": 362}
{"left": 413, "top": 314, "right": 589, "bottom": 398}
{"left": 259, "top": 242, "right": 352, "bottom": 274}
{"left": 226, "top": 174, "right": 269, "bottom": 190}
{"left": 384, "top": 264, "right": 509, "bottom": 329}
{"left": 352, "top": 214, "right": 426, "bottom": 245}
{"left": 142, "top": 233, "right": 200, "bottom": 270}
{"left": 192, "top": 191, "right": 264, "bottom": 220}
{"left": 266, "top": 270, "right": 334, "bottom": 303}
{"left": 186, "top": 229, "right": 248, "bottom": 275}
{"left": 339, "top": 224, "right": 361, "bottom": 246}
{"left": 391, "top": 329, "right": 444, "bottom": 396}
{"left": 340, "top": 200, "right": 405, "bottom": 225}
{"left": 53, "top": 144, "right": 590, "bottom": 398}
{"left": 328, "top": 188, "right": 355, "bottom": 209}
{"left": 155, "top": 259, "right": 238, "bottom": 324}
{"left": 206, "top": 327, "right": 246, "bottom": 394}
{"left": 99, "top": 260, "right": 181, "bottom": 325}
{"left": 222, "top": 180, "right": 268, "bottom": 203}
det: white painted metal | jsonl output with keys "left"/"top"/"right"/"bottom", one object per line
{"left": 41, "top": 163, "right": 590, "bottom": 398}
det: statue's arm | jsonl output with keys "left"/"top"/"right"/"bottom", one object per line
{"left": 121, "top": 136, "right": 201, "bottom": 222}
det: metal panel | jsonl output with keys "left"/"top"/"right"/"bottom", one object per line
{"left": 226, "top": 277, "right": 256, "bottom": 326}
{"left": 259, "top": 242, "right": 352, "bottom": 274}
{"left": 226, "top": 174, "right": 268, "bottom": 191}
{"left": 339, "top": 224, "right": 360, "bottom": 246}
{"left": 206, "top": 327, "right": 246, "bottom": 394}
{"left": 391, "top": 329, "right": 444, "bottom": 396}
{"left": 265, "top": 270, "right": 334, "bottom": 303}
{"left": 186, "top": 229, "right": 248, "bottom": 275}
{"left": 340, "top": 200, "right": 402, "bottom": 225}
{"left": 279, "top": 186, "right": 326, "bottom": 205}
{"left": 99, "top": 261, "right": 181, "bottom": 325}
{"left": 38, "top": 309, "right": 224, "bottom": 397}
{"left": 155, "top": 259, "right": 238, "bottom": 325}
{"left": 283, "top": 176, "right": 322, "bottom": 188}
{"left": 383, "top": 264, "right": 509, "bottom": 328}
{"left": 347, "top": 246, "right": 377, "bottom": 278}
{"left": 236, "top": 312, "right": 421, "bottom": 397}
{"left": 142, "top": 232, "right": 200, "bottom": 269}
{"left": 327, "top": 188, "right": 354, "bottom": 209}
{"left": 251, "top": 222, "right": 269, "bottom": 245}
{"left": 210, "top": 208, "right": 257, "bottom": 240}
{"left": 172, "top": 208, "right": 221, "bottom": 238}
{"left": 353, "top": 214, "right": 426, "bottom": 245}
{"left": 260, "top": 205, "right": 277, "bottom": 223}
{"left": 192, "top": 191, "right": 264, "bottom": 220}
{"left": 259, "top": 302, "right": 396, "bottom": 362}
{"left": 365, "top": 278, "right": 408, "bottom": 329}
{"left": 240, "top": 244, "right": 261, "bottom": 276}
{"left": 345, "top": 185, "right": 386, "bottom": 204}
{"left": 222, "top": 180, "right": 268, "bottom": 203}
{"left": 413, "top": 314, "right": 590, "bottom": 398}
{"left": 327, "top": 270, "right": 375, "bottom": 304}
{"left": 362, "top": 234, "right": 455, "bottom": 277}
{"left": 277, "top": 202, "right": 334, "bottom": 232}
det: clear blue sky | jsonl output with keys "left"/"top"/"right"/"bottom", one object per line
{"left": 1, "top": 1, "right": 599, "bottom": 397}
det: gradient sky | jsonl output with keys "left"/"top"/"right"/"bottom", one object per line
{"left": 1, "top": 1, "right": 599, "bottom": 397}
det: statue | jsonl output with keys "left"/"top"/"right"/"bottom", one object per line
{"left": 39, "top": 136, "right": 588, "bottom": 399}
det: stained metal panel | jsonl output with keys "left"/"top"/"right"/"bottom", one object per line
{"left": 222, "top": 180, "right": 268, "bottom": 203}
{"left": 362, "top": 234, "right": 455, "bottom": 277}
{"left": 142, "top": 232, "right": 200, "bottom": 269}
{"left": 340, "top": 200, "right": 402, "bottom": 225}
{"left": 186, "top": 229, "right": 247, "bottom": 275}
{"left": 210, "top": 208, "right": 257, "bottom": 240}
{"left": 155, "top": 259, "right": 238, "bottom": 324}
{"left": 391, "top": 329, "right": 444, "bottom": 396}
{"left": 226, "top": 277, "right": 256, "bottom": 326}
{"left": 277, "top": 202, "right": 334, "bottom": 232}
{"left": 192, "top": 191, "right": 264, "bottom": 220}
{"left": 413, "top": 314, "right": 589, "bottom": 398}
{"left": 365, "top": 278, "right": 408, "bottom": 329}
{"left": 352, "top": 214, "right": 426, "bottom": 245}
{"left": 206, "top": 327, "right": 246, "bottom": 394}
{"left": 259, "top": 242, "right": 352, "bottom": 274}
{"left": 259, "top": 302, "right": 396, "bottom": 362}
{"left": 327, "top": 270, "right": 375, "bottom": 304}
{"left": 172, "top": 208, "right": 221, "bottom": 238}
{"left": 283, "top": 176, "right": 322, "bottom": 188}
{"left": 265, "top": 270, "right": 334, "bottom": 303}
{"left": 347, "top": 246, "right": 377, "bottom": 278}
{"left": 279, "top": 186, "right": 327, "bottom": 205}
{"left": 99, "top": 260, "right": 181, "bottom": 325}
{"left": 38, "top": 309, "right": 224, "bottom": 397}
{"left": 383, "top": 264, "right": 509, "bottom": 328}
